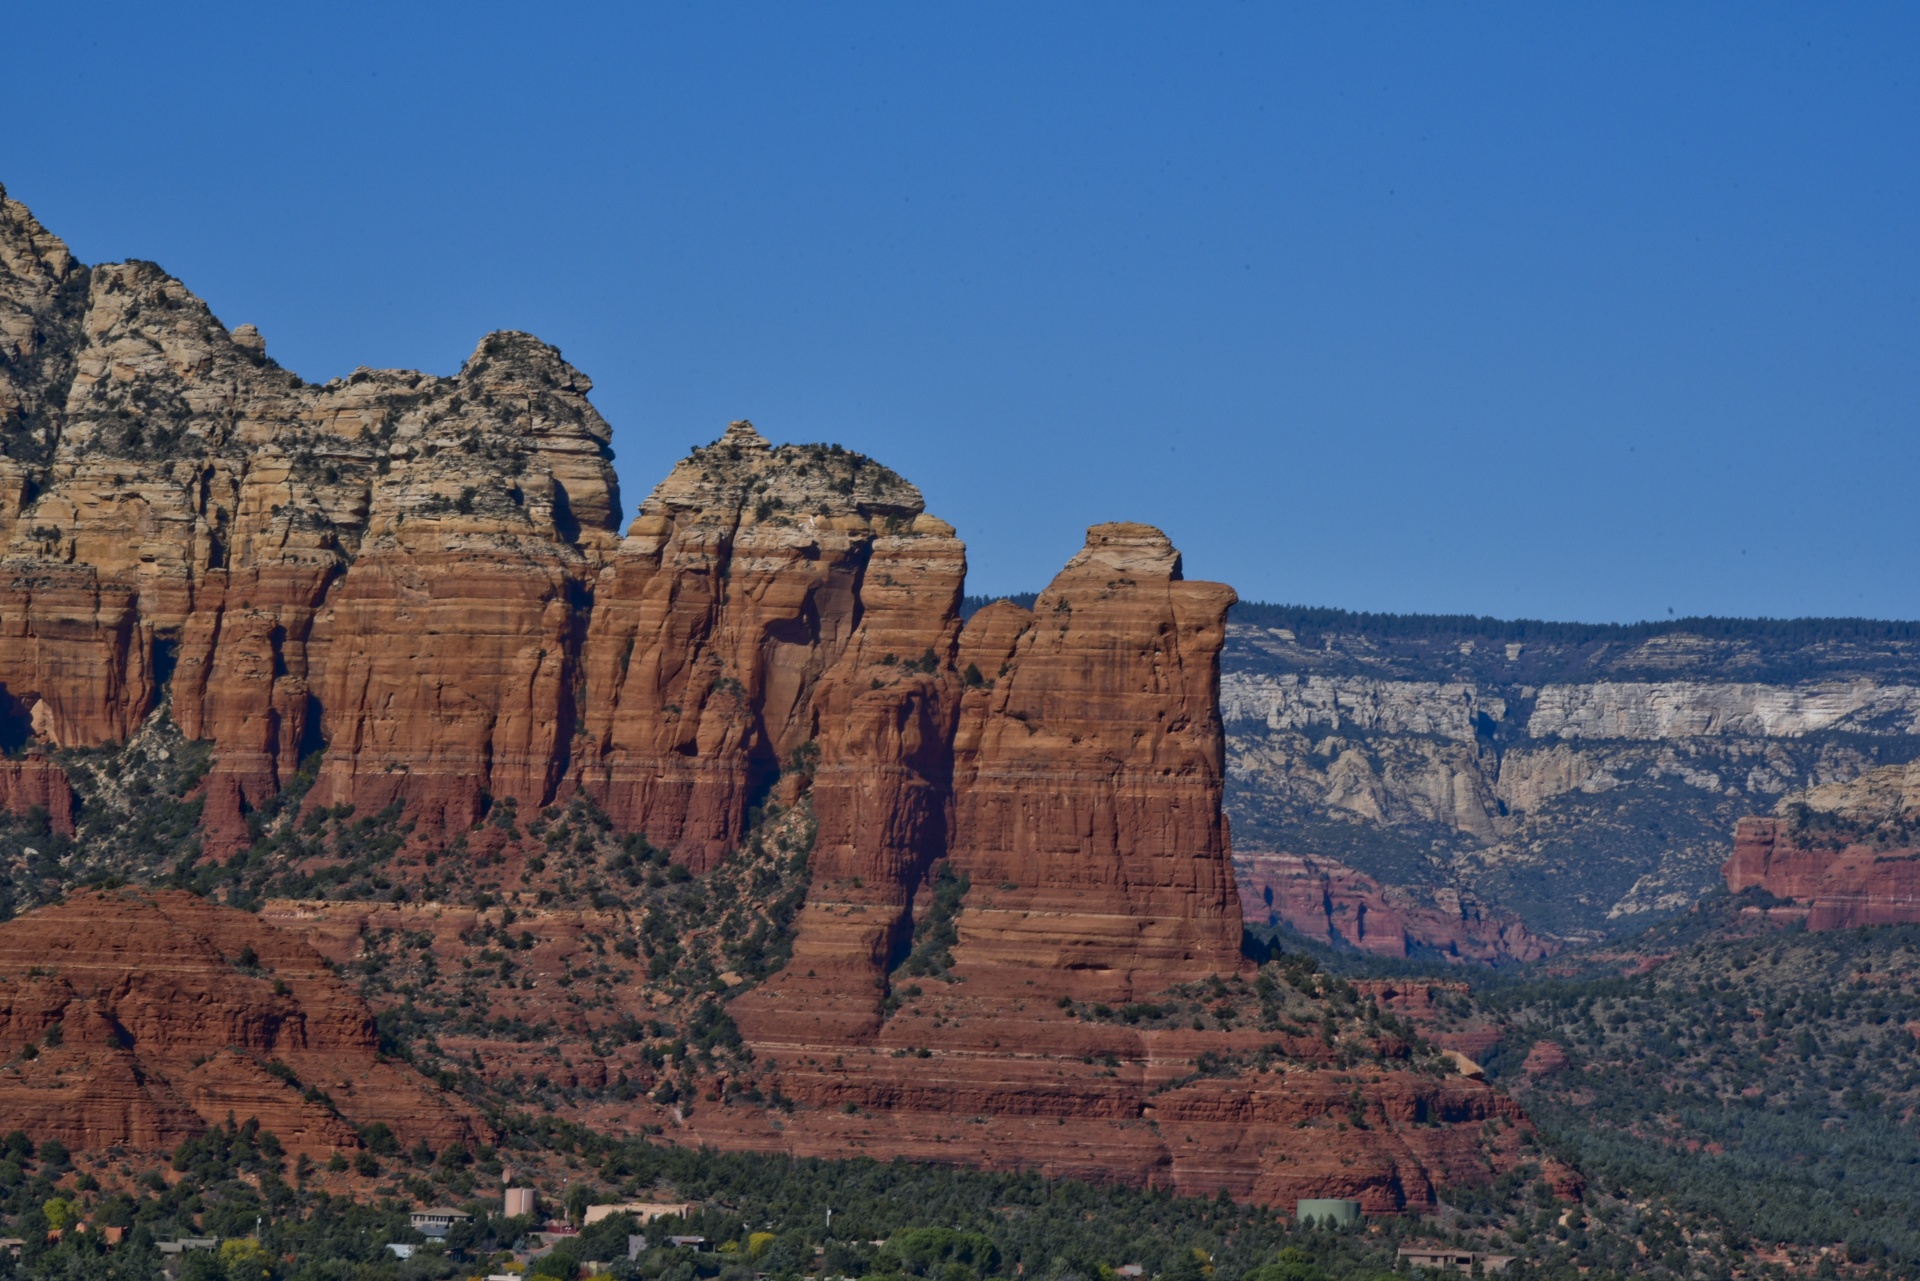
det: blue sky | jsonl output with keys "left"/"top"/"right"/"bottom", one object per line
{"left": 6, "top": 3, "right": 1915, "bottom": 619}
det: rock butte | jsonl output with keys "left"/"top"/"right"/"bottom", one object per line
{"left": 1724, "top": 761, "right": 1920, "bottom": 930}
{"left": 0, "top": 183, "right": 1544, "bottom": 1206}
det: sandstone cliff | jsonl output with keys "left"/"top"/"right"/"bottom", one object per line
{"left": 1236, "top": 851, "right": 1554, "bottom": 964}
{"left": 942, "top": 523, "right": 1240, "bottom": 994}
{"left": 1723, "top": 761, "right": 1920, "bottom": 929}
{"left": 0, "top": 183, "right": 621, "bottom": 851}
{"left": 0, "top": 184, "right": 1542, "bottom": 1213}
{"left": 0, "top": 889, "right": 481, "bottom": 1156}
{"left": 579, "top": 419, "right": 962, "bottom": 871}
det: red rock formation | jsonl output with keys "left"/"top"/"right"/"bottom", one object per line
{"left": 717, "top": 526, "right": 1538, "bottom": 1213}
{"left": 1350, "top": 979, "right": 1506, "bottom": 1060}
{"left": 1236, "top": 851, "right": 1558, "bottom": 964}
{"left": 1522, "top": 1041, "right": 1572, "bottom": 1077}
{"left": 1724, "top": 818, "right": 1920, "bottom": 931}
{"left": 0, "top": 187, "right": 624, "bottom": 850}
{"left": 0, "top": 567, "right": 154, "bottom": 751}
{"left": 1723, "top": 763, "right": 1920, "bottom": 930}
{"left": 686, "top": 1036, "right": 1528, "bottom": 1212}
{"left": 0, "top": 186, "right": 1547, "bottom": 1214}
{"left": 308, "top": 334, "right": 622, "bottom": 841}
{"left": 578, "top": 422, "right": 960, "bottom": 866}
{"left": 0, "top": 890, "right": 484, "bottom": 1156}
{"left": 0, "top": 754, "right": 73, "bottom": 833}
{"left": 940, "top": 524, "right": 1242, "bottom": 999}
{"left": 733, "top": 521, "right": 1241, "bottom": 1046}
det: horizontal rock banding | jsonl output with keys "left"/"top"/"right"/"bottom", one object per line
{"left": 1724, "top": 762, "right": 1920, "bottom": 929}
{"left": 0, "top": 889, "right": 483, "bottom": 1155}
{"left": 0, "top": 183, "right": 1540, "bottom": 1210}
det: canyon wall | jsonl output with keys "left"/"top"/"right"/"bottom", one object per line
{"left": 1222, "top": 612, "right": 1920, "bottom": 941}
{"left": 1723, "top": 761, "right": 1920, "bottom": 930}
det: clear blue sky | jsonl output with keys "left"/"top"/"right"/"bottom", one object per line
{"left": 7, "top": 3, "right": 1915, "bottom": 620}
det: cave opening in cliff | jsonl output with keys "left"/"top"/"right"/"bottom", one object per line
{"left": 0, "top": 687, "right": 31, "bottom": 756}
{"left": 151, "top": 635, "right": 180, "bottom": 692}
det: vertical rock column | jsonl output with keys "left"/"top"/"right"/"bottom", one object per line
{"left": 944, "top": 522, "right": 1242, "bottom": 999}
{"left": 579, "top": 423, "right": 957, "bottom": 876}
{"left": 311, "top": 335, "right": 621, "bottom": 838}
{"left": 730, "top": 513, "right": 967, "bottom": 1041}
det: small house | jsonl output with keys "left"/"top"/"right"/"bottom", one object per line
{"left": 158, "top": 1238, "right": 219, "bottom": 1255}
{"left": 1397, "top": 1246, "right": 1512, "bottom": 1273}
{"left": 584, "top": 1200, "right": 696, "bottom": 1226}
{"left": 410, "top": 1208, "right": 473, "bottom": 1240}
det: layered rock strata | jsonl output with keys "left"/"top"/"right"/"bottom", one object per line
{"left": 728, "top": 521, "right": 1239, "bottom": 1038}
{"left": 688, "top": 1020, "right": 1530, "bottom": 1212}
{"left": 0, "top": 184, "right": 1539, "bottom": 1212}
{"left": 0, "top": 184, "right": 622, "bottom": 851}
{"left": 714, "top": 527, "right": 1540, "bottom": 1212}
{"left": 1723, "top": 762, "right": 1920, "bottom": 929}
{"left": 942, "top": 525, "right": 1241, "bottom": 997}
{"left": 1222, "top": 616, "right": 1920, "bottom": 939}
{"left": 0, "top": 889, "right": 483, "bottom": 1155}
{"left": 1236, "top": 851, "right": 1555, "bottom": 964}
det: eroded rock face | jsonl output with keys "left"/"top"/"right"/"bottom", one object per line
{"left": 1236, "top": 851, "right": 1556, "bottom": 964}
{"left": 579, "top": 421, "right": 962, "bottom": 869}
{"left": 0, "top": 185, "right": 622, "bottom": 850}
{"left": 1723, "top": 762, "right": 1920, "bottom": 929}
{"left": 0, "top": 889, "right": 483, "bottom": 1155}
{"left": 944, "top": 523, "right": 1242, "bottom": 997}
{"left": 715, "top": 526, "right": 1530, "bottom": 1214}
{"left": 0, "top": 185, "right": 1536, "bottom": 1213}
{"left": 0, "top": 754, "right": 74, "bottom": 833}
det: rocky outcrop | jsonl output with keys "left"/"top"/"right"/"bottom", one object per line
{"left": 941, "top": 524, "right": 1241, "bottom": 996}
{"left": 685, "top": 1034, "right": 1530, "bottom": 1213}
{"left": 1236, "top": 851, "right": 1556, "bottom": 963}
{"left": 0, "top": 889, "right": 483, "bottom": 1155}
{"left": 0, "top": 185, "right": 622, "bottom": 851}
{"left": 1723, "top": 762, "right": 1920, "bottom": 930}
{"left": 305, "top": 334, "right": 620, "bottom": 838}
{"left": 1521, "top": 1041, "right": 1571, "bottom": 1077}
{"left": 0, "top": 753, "right": 73, "bottom": 833}
{"left": 731, "top": 521, "right": 1239, "bottom": 1036}
{"left": 578, "top": 420, "right": 961, "bottom": 869}
{"left": 714, "top": 527, "right": 1539, "bottom": 1213}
